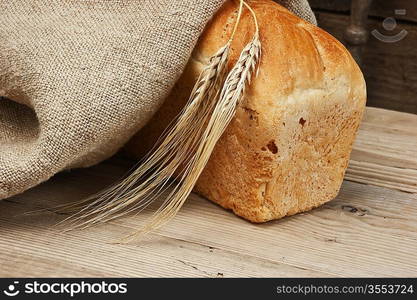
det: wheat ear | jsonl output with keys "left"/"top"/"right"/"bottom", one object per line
{"left": 58, "top": 43, "right": 230, "bottom": 231}
{"left": 123, "top": 1, "right": 262, "bottom": 239}
{"left": 56, "top": 0, "right": 249, "bottom": 234}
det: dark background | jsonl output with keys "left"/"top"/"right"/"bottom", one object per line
{"left": 309, "top": 0, "right": 416, "bottom": 114}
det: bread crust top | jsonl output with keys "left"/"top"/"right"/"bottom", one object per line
{"left": 197, "top": 0, "right": 365, "bottom": 102}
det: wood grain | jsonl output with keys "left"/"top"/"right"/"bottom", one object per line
{"left": 347, "top": 107, "right": 417, "bottom": 193}
{"left": 0, "top": 107, "right": 416, "bottom": 277}
{"left": 0, "top": 164, "right": 332, "bottom": 278}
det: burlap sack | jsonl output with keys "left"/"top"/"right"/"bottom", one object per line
{"left": 0, "top": 0, "right": 316, "bottom": 200}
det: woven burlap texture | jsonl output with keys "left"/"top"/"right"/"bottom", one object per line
{"left": 0, "top": 0, "right": 316, "bottom": 200}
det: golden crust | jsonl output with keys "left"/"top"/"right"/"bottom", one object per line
{"left": 125, "top": 0, "right": 366, "bottom": 222}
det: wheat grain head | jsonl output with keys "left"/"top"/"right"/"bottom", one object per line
{"left": 57, "top": 0, "right": 261, "bottom": 241}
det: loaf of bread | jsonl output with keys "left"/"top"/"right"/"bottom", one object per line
{"left": 125, "top": 0, "right": 366, "bottom": 222}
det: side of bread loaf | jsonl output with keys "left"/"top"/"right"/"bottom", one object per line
{"left": 125, "top": 0, "right": 366, "bottom": 222}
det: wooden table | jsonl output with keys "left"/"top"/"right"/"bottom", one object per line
{"left": 1, "top": 107, "right": 416, "bottom": 277}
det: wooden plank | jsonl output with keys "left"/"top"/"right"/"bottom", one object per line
{"left": 346, "top": 160, "right": 417, "bottom": 193}
{"left": 0, "top": 162, "right": 331, "bottom": 278}
{"left": 313, "top": 11, "right": 417, "bottom": 114}
{"left": 0, "top": 216, "right": 327, "bottom": 278}
{"left": 112, "top": 181, "right": 417, "bottom": 277}
{"left": 3, "top": 173, "right": 415, "bottom": 277}
{"left": 346, "top": 107, "right": 417, "bottom": 193}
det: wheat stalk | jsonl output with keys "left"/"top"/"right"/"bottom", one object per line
{"left": 56, "top": 0, "right": 261, "bottom": 240}
{"left": 56, "top": 0, "right": 245, "bottom": 229}
{"left": 122, "top": 1, "right": 261, "bottom": 240}
{"left": 58, "top": 41, "right": 230, "bottom": 230}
